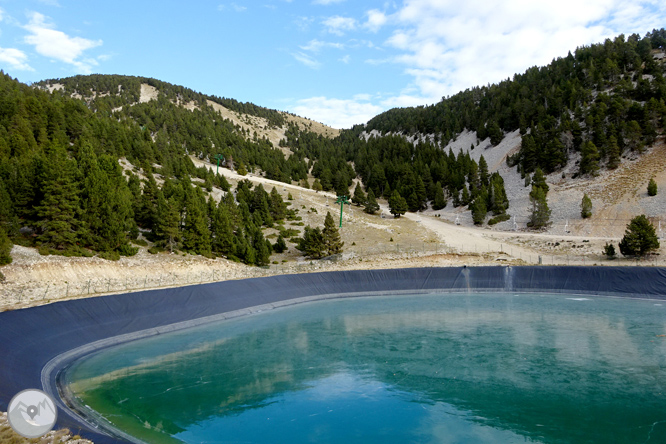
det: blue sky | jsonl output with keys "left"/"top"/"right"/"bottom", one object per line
{"left": 1, "top": 0, "right": 665, "bottom": 128}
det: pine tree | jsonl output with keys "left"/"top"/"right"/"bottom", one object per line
{"left": 273, "top": 234, "right": 287, "bottom": 253}
{"left": 156, "top": 192, "right": 181, "bottom": 252}
{"left": 269, "top": 187, "right": 287, "bottom": 221}
{"left": 36, "top": 146, "right": 82, "bottom": 250}
{"left": 648, "top": 178, "right": 658, "bottom": 196}
{"left": 433, "top": 182, "right": 447, "bottom": 210}
{"left": 528, "top": 185, "right": 551, "bottom": 229}
{"left": 488, "top": 173, "right": 509, "bottom": 215}
{"left": 322, "top": 211, "right": 344, "bottom": 255}
{"left": 352, "top": 183, "right": 367, "bottom": 206}
{"left": 182, "top": 189, "right": 212, "bottom": 256}
{"left": 580, "top": 140, "right": 600, "bottom": 176}
{"left": 388, "top": 190, "right": 408, "bottom": 218}
{"left": 531, "top": 167, "right": 549, "bottom": 194}
{"left": 211, "top": 204, "right": 235, "bottom": 257}
{"left": 0, "top": 226, "right": 12, "bottom": 265}
{"left": 581, "top": 193, "right": 592, "bottom": 218}
{"left": 312, "top": 179, "right": 323, "bottom": 192}
{"left": 606, "top": 136, "right": 621, "bottom": 169}
{"left": 471, "top": 196, "right": 487, "bottom": 225}
{"left": 478, "top": 155, "right": 489, "bottom": 187}
{"left": 619, "top": 215, "right": 660, "bottom": 256}
{"left": 364, "top": 189, "right": 380, "bottom": 214}
{"left": 297, "top": 226, "right": 325, "bottom": 258}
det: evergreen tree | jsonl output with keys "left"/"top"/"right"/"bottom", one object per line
{"left": 478, "top": 155, "right": 489, "bottom": 187}
{"left": 528, "top": 185, "right": 551, "bottom": 229}
{"left": 297, "top": 226, "right": 325, "bottom": 258}
{"left": 273, "top": 234, "right": 287, "bottom": 253}
{"left": 488, "top": 173, "right": 509, "bottom": 215}
{"left": 580, "top": 140, "right": 600, "bottom": 175}
{"left": 388, "top": 190, "right": 408, "bottom": 218}
{"left": 352, "top": 183, "right": 367, "bottom": 206}
{"left": 155, "top": 192, "right": 181, "bottom": 252}
{"left": 269, "top": 187, "right": 287, "bottom": 221}
{"left": 211, "top": 204, "right": 235, "bottom": 257}
{"left": 531, "top": 167, "right": 549, "bottom": 194}
{"left": 364, "top": 189, "right": 380, "bottom": 214}
{"left": 312, "top": 178, "right": 323, "bottom": 192}
{"left": 581, "top": 193, "right": 592, "bottom": 218}
{"left": 322, "top": 211, "right": 344, "bottom": 255}
{"left": 606, "top": 136, "right": 621, "bottom": 169}
{"left": 433, "top": 182, "right": 447, "bottom": 210}
{"left": 0, "top": 226, "right": 12, "bottom": 265}
{"left": 648, "top": 178, "right": 658, "bottom": 196}
{"left": 619, "top": 215, "right": 660, "bottom": 256}
{"left": 36, "top": 146, "right": 82, "bottom": 250}
{"left": 182, "top": 189, "right": 212, "bottom": 256}
{"left": 603, "top": 242, "right": 616, "bottom": 259}
{"left": 471, "top": 196, "right": 487, "bottom": 225}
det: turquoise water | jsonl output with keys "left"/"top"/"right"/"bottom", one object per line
{"left": 65, "top": 293, "right": 666, "bottom": 443}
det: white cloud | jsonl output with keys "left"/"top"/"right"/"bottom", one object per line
{"left": 218, "top": 3, "right": 247, "bottom": 12}
{"left": 300, "top": 39, "right": 345, "bottom": 52}
{"left": 364, "top": 9, "right": 387, "bottom": 32}
{"left": 313, "top": 0, "right": 346, "bottom": 4}
{"left": 291, "top": 51, "right": 321, "bottom": 69}
{"left": 23, "top": 12, "right": 102, "bottom": 73}
{"left": 339, "top": 54, "right": 351, "bottom": 64}
{"left": 322, "top": 16, "right": 356, "bottom": 36}
{"left": 383, "top": 0, "right": 666, "bottom": 103}
{"left": 0, "top": 47, "right": 33, "bottom": 71}
{"left": 292, "top": 96, "right": 383, "bottom": 128}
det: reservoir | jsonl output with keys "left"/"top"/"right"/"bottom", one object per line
{"left": 63, "top": 293, "right": 666, "bottom": 443}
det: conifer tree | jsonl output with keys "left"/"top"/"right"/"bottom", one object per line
{"left": 182, "top": 189, "right": 211, "bottom": 256}
{"left": 0, "top": 226, "right": 12, "bottom": 265}
{"left": 528, "top": 185, "right": 551, "bottom": 229}
{"left": 478, "top": 155, "right": 489, "bottom": 187}
{"left": 606, "top": 136, "right": 621, "bottom": 169}
{"left": 433, "top": 182, "right": 447, "bottom": 210}
{"left": 581, "top": 193, "right": 592, "bottom": 218}
{"left": 648, "top": 178, "right": 658, "bottom": 196}
{"left": 322, "top": 211, "right": 344, "bottom": 255}
{"left": 273, "top": 234, "right": 287, "bottom": 253}
{"left": 352, "top": 183, "right": 367, "bottom": 206}
{"left": 388, "top": 190, "right": 408, "bottom": 218}
{"left": 312, "top": 179, "right": 323, "bottom": 192}
{"left": 619, "top": 215, "right": 660, "bottom": 256}
{"left": 297, "top": 226, "right": 325, "bottom": 258}
{"left": 471, "top": 196, "right": 487, "bottom": 225}
{"left": 269, "top": 187, "right": 287, "bottom": 221}
{"left": 488, "top": 173, "right": 509, "bottom": 215}
{"left": 531, "top": 167, "right": 549, "bottom": 194}
{"left": 580, "top": 140, "right": 600, "bottom": 175}
{"left": 156, "top": 192, "right": 181, "bottom": 252}
{"left": 211, "top": 204, "right": 235, "bottom": 257}
{"left": 364, "top": 189, "right": 380, "bottom": 214}
{"left": 36, "top": 146, "right": 82, "bottom": 250}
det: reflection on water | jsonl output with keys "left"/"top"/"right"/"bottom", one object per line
{"left": 65, "top": 293, "right": 666, "bottom": 444}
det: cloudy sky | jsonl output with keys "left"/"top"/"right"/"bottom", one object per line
{"left": 1, "top": 0, "right": 665, "bottom": 128}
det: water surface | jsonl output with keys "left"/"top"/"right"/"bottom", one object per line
{"left": 65, "top": 293, "right": 666, "bottom": 443}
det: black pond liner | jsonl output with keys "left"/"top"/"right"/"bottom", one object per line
{"left": 1, "top": 266, "right": 666, "bottom": 443}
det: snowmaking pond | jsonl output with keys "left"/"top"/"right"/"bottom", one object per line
{"left": 62, "top": 293, "right": 666, "bottom": 444}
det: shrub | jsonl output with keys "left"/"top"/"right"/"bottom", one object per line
{"left": 648, "top": 178, "right": 658, "bottom": 196}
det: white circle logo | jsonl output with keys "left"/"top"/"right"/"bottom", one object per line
{"left": 7, "top": 389, "right": 58, "bottom": 438}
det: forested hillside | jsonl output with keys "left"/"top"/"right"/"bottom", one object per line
{"left": 0, "top": 72, "right": 303, "bottom": 265}
{"left": 366, "top": 29, "right": 666, "bottom": 176}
